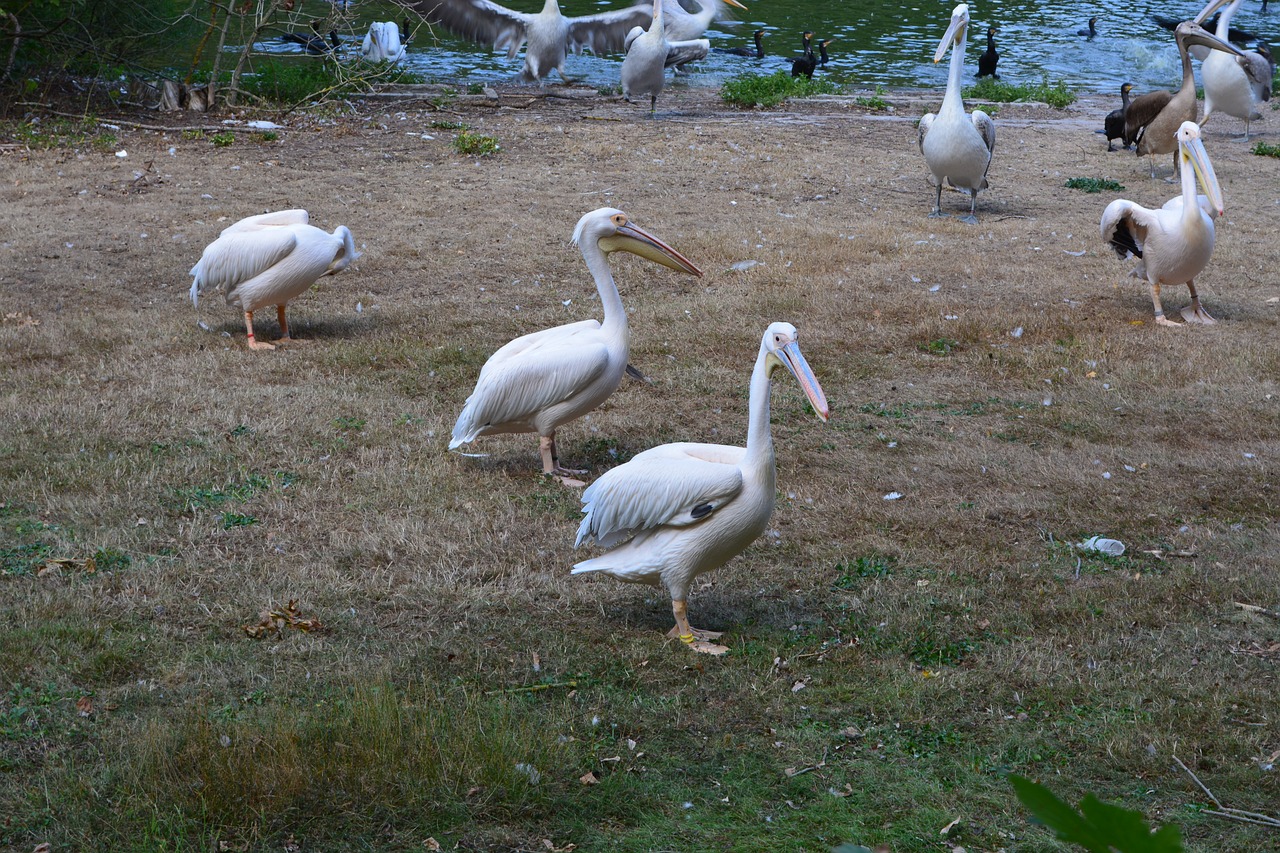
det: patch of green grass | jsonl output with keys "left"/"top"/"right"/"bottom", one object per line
{"left": 964, "top": 76, "right": 1076, "bottom": 108}
{"left": 1251, "top": 140, "right": 1280, "bottom": 158}
{"left": 453, "top": 129, "right": 500, "bottom": 157}
{"left": 909, "top": 631, "right": 982, "bottom": 667}
{"left": 855, "top": 85, "right": 889, "bottom": 110}
{"left": 8, "top": 117, "right": 117, "bottom": 151}
{"left": 92, "top": 548, "right": 131, "bottom": 573}
{"left": 210, "top": 131, "right": 234, "bottom": 147}
{"left": 721, "top": 71, "right": 839, "bottom": 108}
{"left": 430, "top": 119, "right": 465, "bottom": 130}
{"left": 332, "top": 416, "right": 367, "bottom": 432}
{"left": 220, "top": 512, "right": 258, "bottom": 529}
{"left": 834, "top": 554, "right": 895, "bottom": 587}
{"left": 181, "top": 128, "right": 205, "bottom": 140}
{"left": 173, "top": 473, "right": 272, "bottom": 513}
{"left": 467, "top": 82, "right": 485, "bottom": 95}
{"left": 240, "top": 58, "right": 350, "bottom": 105}
{"left": 1065, "top": 177, "right": 1125, "bottom": 193}
{"left": 920, "top": 337, "right": 960, "bottom": 356}
{"left": 250, "top": 130, "right": 278, "bottom": 143}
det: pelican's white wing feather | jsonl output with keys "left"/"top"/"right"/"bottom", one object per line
{"left": 420, "top": 0, "right": 534, "bottom": 58}
{"left": 1101, "top": 199, "right": 1155, "bottom": 260}
{"left": 567, "top": 5, "right": 654, "bottom": 55}
{"left": 480, "top": 319, "right": 602, "bottom": 376}
{"left": 218, "top": 209, "right": 308, "bottom": 236}
{"left": 973, "top": 110, "right": 996, "bottom": 156}
{"left": 1240, "top": 51, "right": 1273, "bottom": 102}
{"left": 190, "top": 228, "right": 300, "bottom": 305}
{"left": 575, "top": 442, "right": 746, "bottom": 549}
{"left": 664, "top": 38, "right": 709, "bottom": 67}
{"left": 917, "top": 112, "right": 936, "bottom": 152}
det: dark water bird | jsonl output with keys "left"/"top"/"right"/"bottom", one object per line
{"left": 281, "top": 24, "right": 341, "bottom": 54}
{"left": 715, "top": 28, "right": 766, "bottom": 58}
{"left": 1078, "top": 16, "right": 1097, "bottom": 38}
{"left": 818, "top": 37, "right": 834, "bottom": 66}
{"left": 1126, "top": 21, "right": 1245, "bottom": 176}
{"left": 1103, "top": 82, "right": 1135, "bottom": 150}
{"left": 791, "top": 31, "right": 817, "bottom": 79}
{"left": 977, "top": 25, "right": 999, "bottom": 77}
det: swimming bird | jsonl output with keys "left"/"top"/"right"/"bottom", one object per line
{"left": 817, "top": 37, "right": 834, "bottom": 66}
{"left": 362, "top": 21, "right": 406, "bottom": 61}
{"left": 281, "top": 24, "right": 340, "bottom": 54}
{"left": 407, "top": 0, "right": 653, "bottom": 83}
{"left": 572, "top": 321, "right": 829, "bottom": 655}
{"left": 450, "top": 208, "right": 702, "bottom": 485}
{"left": 621, "top": 0, "right": 709, "bottom": 114}
{"left": 977, "top": 25, "right": 999, "bottom": 77}
{"left": 189, "top": 210, "right": 359, "bottom": 350}
{"left": 1104, "top": 82, "right": 1135, "bottom": 150}
{"left": 1197, "top": 0, "right": 1274, "bottom": 139}
{"left": 791, "top": 31, "right": 817, "bottom": 79}
{"left": 1125, "top": 21, "right": 1244, "bottom": 177}
{"left": 919, "top": 4, "right": 996, "bottom": 223}
{"left": 1101, "top": 121, "right": 1225, "bottom": 326}
{"left": 1078, "top": 16, "right": 1098, "bottom": 38}
{"left": 716, "top": 28, "right": 766, "bottom": 58}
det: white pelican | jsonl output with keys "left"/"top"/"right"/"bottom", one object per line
{"left": 362, "top": 21, "right": 407, "bottom": 62}
{"left": 189, "top": 210, "right": 359, "bottom": 350}
{"left": 450, "top": 208, "right": 702, "bottom": 485}
{"left": 572, "top": 322, "right": 830, "bottom": 656}
{"left": 1197, "top": 0, "right": 1273, "bottom": 139}
{"left": 621, "top": 0, "right": 709, "bottom": 114}
{"left": 1125, "top": 22, "right": 1244, "bottom": 177}
{"left": 919, "top": 4, "right": 996, "bottom": 224}
{"left": 657, "top": 0, "right": 745, "bottom": 43}
{"left": 1100, "top": 121, "right": 1225, "bottom": 327}
{"left": 406, "top": 0, "right": 653, "bottom": 82}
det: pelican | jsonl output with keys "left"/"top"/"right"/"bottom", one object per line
{"left": 572, "top": 322, "right": 829, "bottom": 656}
{"left": 362, "top": 21, "right": 407, "bottom": 61}
{"left": 406, "top": 0, "right": 653, "bottom": 82}
{"left": 621, "top": 0, "right": 709, "bottom": 115}
{"left": 1197, "top": 0, "right": 1273, "bottom": 139}
{"left": 1100, "top": 121, "right": 1225, "bottom": 326}
{"left": 450, "top": 208, "right": 702, "bottom": 485}
{"left": 1125, "top": 21, "right": 1245, "bottom": 177}
{"left": 656, "top": 0, "right": 746, "bottom": 42}
{"left": 1104, "top": 82, "right": 1135, "bottom": 150}
{"left": 189, "top": 210, "right": 358, "bottom": 351}
{"left": 919, "top": 4, "right": 996, "bottom": 223}
{"left": 1078, "top": 16, "right": 1098, "bottom": 38}
{"left": 977, "top": 25, "right": 999, "bottom": 78}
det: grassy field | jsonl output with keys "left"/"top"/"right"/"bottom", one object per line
{"left": 1, "top": 85, "right": 1278, "bottom": 852}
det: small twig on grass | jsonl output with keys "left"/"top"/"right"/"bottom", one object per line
{"left": 1235, "top": 601, "right": 1280, "bottom": 620}
{"left": 1173, "top": 754, "right": 1280, "bottom": 829}
{"left": 484, "top": 680, "right": 578, "bottom": 696}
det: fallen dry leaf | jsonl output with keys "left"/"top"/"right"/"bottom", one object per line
{"left": 3, "top": 311, "right": 40, "bottom": 327}
{"left": 423, "top": 838, "right": 442, "bottom": 851}
{"left": 579, "top": 771, "right": 600, "bottom": 785}
{"left": 243, "top": 599, "right": 323, "bottom": 639}
{"left": 76, "top": 696, "right": 93, "bottom": 717}
{"left": 940, "top": 815, "right": 963, "bottom": 835}
{"left": 37, "top": 557, "right": 96, "bottom": 577}
{"left": 33, "top": 844, "right": 52, "bottom": 853}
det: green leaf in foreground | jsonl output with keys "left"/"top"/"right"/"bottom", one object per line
{"left": 1010, "top": 775, "right": 1184, "bottom": 853}
{"left": 1251, "top": 141, "right": 1280, "bottom": 158}
{"left": 1065, "top": 177, "right": 1125, "bottom": 193}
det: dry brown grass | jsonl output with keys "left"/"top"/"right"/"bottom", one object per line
{"left": 1, "top": 87, "right": 1278, "bottom": 850}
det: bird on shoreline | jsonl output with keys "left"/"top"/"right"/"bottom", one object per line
{"left": 919, "top": 3, "right": 996, "bottom": 223}
{"left": 189, "top": 210, "right": 358, "bottom": 351}
{"left": 621, "top": 0, "right": 710, "bottom": 115}
{"left": 572, "top": 322, "right": 829, "bottom": 656}
{"left": 791, "top": 31, "right": 817, "bottom": 79}
{"left": 1101, "top": 121, "right": 1225, "bottom": 326}
{"left": 817, "top": 37, "right": 834, "bottom": 67}
{"left": 1197, "top": 0, "right": 1274, "bottom": 139}
{"left": 1104, "top": 82, "right": 1135, "bottom": 150}
{"left": 977, "top": 25, "right": 999, "bottom": 78}
{"left": 405, "top": 0, "right": 652, "bottom": 83}
{"left": 450, "top": 208, "right": 702, "bottom": 485}
{"left": 362, "top": 21, "right": 407, "bottom": 61}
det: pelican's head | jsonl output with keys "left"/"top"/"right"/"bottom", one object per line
{"left": 934, "top": 5, "right": 970, "bottom": 63}
{"left": 762, "top": 322, "right": 830, "bottom": 423}
{"left": 1177, "top": 121, "right": 1224, "bottom": 216}
{"left": 1175, "top": 20, "right": 1247, "bottom": 59}
{"left": 574, "top": 208, "right": 703, "bottom": 277}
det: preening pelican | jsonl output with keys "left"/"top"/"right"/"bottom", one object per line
{"left": 1104, "top": 82, "right": 1135, "bottom": 151}
{"left": 1125, "top": 21, "right": 1244, "bottom": 176}
{"left": 405, "top": 0, "right": 652, "bottom": 82}
{"left": 1101, "top": 121, "right": 1225, "bottom": 326}
{"left": 919, "top": 4, "right": 996, "bottom": 223}
{"left": 621, "top": 0, "right": 709, "bottom": 115}
{"left": 1197, "top": 0, "right": 1273, "bottom": 139}
{"left": 362, "top": 21, "right": 407, "bottom": 61}
{"left": 977, "top": 25, "right": 999, "bottom": 78}
{"left": 189, "top": 210, "right": 359, "bottom": 350}
{"left": 450, "top": 208, "right": 702, "bottom": 485}
{"left": 572, "top": 322, "right": 830, "bottom": 656}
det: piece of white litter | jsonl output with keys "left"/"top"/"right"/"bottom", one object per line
{"left": 115, "top": 150, "right": 128, "bottom": 158}
{"left": 1124, "top": 465, "right": 1136, "bottom": 472}
{"left": 1063, "top": 249, "right": 1087, "bottom": 256}
{"left": 929, "top": 284, "right": 941, "bottom": 292}
{"left": 562, "top": 299, "right": 572, "bottom": 306}
{"left": 1011, "top": 326, "right": 1023, "bottom": 338}
{"left": 944, "top": 314, "right": 958, "bottom": 320}
{"left": 1244, "top": 453, "right": 1256, "bottom": 459}
{"left": 356, "top": 302, "right": 363, "bottom": 313}
{"left": 168, "top": 147, "right": 176, "bottom": 156}
{"left": 911, "top": 275, "right": 921, "bottom": 283}
{"left": 731, "top": 260, "right": 760, "bottom": 272}
{"left": 197, "top": 320, "right": 211, "bottom": 331}
{"left": 883, "top": 492, "right": 903, "bottom": 501}
{"left": 1102, "top": 472, "right": 1112, "bottom": 479}
{"left": 247, "top": 120, "right": 282, "bottom": 129}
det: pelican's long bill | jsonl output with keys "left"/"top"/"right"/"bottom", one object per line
{"left": 1183, "top": 131, "right": 1225, "bottom": 216}
{"left": 934, "top": 4, "right": 969, "bottom": 62}
{"left": 1179, "top": 22, "right": 1247, "bottom": 60}
{"left": 599, "top": 221, "right": 704, "bottom": 277}
{"left": 776, "top": 342, "right": 830, "bottom": 423}
{"left": 722, "top": 0, "right": 748, "bottom": 8}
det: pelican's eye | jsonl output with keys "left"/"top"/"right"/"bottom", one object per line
{"left": 612, "top": 214, "right": 627, "bottom": 227}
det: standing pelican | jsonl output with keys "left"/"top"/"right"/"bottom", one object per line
{"left": 362, "top": 21, "right": 407, "bottom": 61}
{"left": 1197, "top": 0, "right": 1273, "bottom": 138}
{"left": 1101, "top": 121, "right": 1225, "bottom": 326}
{"left": 919, "top": 4, "right": 996, "bottom": 223}
{"left": 189, "top": 210, "right": 358, "bottom": 351}
{"left": 406, "top": 0, "right": 653, "bottom": 82}
{"left": 1126, "top": 21, "right": 1245, "bottom": 177}
{"left": 573, "top": 322, "right": 829, "bottom": 655}
{"left": 621, "top": 0, "right": 709, "bottom": 115}
{"left": 450, "top": 208, "right": 702, "bottom": 485}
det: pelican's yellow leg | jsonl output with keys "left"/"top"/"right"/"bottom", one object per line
{"left": 244, "top": 311, "right": 276, "bottom": 350}
{"left": 667, "top": 599, "right": 728, "bottom": 655}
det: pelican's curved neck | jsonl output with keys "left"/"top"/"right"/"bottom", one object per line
{"left": 542, "top": 0, "right": 560, "bottom": 15}
{"left": 743, "top": 343, "right": 775, "bottom": 466}
{"left": 941, "top": 31, "right": 968, "bottom": 115}
{"left": 1176, "top": 36, "right": 1196, "bottom": 89}
{"left": 1216, "top": 2, "right": 1238, "bottom": 36}
{"left": 580, "top": 241, "right": 626, "bottom": 329}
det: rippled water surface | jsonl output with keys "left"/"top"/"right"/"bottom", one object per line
{"left": 258, "top": 0, "right": 1277, "bottom": 95}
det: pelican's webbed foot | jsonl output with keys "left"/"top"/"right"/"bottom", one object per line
{"left": 1180, "top": 304, "right": 1216, "bottom": 325}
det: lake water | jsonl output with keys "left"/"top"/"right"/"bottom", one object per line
{"left": 257, "top": 0, "right": 1277, "bottom": 95}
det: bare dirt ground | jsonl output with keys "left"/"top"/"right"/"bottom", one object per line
{"left": 1, "top": 83, "right": 1279, "bottom": 849}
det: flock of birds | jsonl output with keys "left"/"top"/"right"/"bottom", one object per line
{"left": 191, "top": 0, "right": 1273, "bottom": 653}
